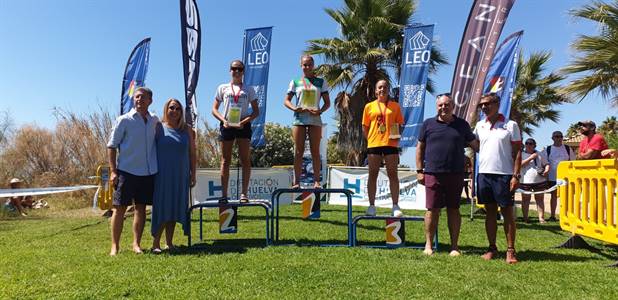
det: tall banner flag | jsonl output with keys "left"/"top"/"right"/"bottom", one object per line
{"left": 180, "top": 0, "right": 201, "bottom": 128}
{"left": 451, "top": 0, "right": 516, "bottom": 123}
{"left": 243, "top": 27, "right": 273, "bottom": 147}
{"left": 483, "top": 30, "right": 523, "bottom": 119}
{"left": 120, "top": 38, "right": 151, "bottom": 115}
{"left": 398, "top": 24, "right": 434, "bottom": 148}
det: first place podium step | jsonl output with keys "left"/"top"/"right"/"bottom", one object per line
{"left": 270, "top": 188, "right": 354, "bottom": 247}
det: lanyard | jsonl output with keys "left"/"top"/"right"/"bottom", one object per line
{"left": 230, "top": 82, "right": 242, "bottom": 103}
{"left": 378, "top": 100, "right": 388, "bottom": 124}
{"left": 302, "top": 76, "right": 313, "bottom": 90}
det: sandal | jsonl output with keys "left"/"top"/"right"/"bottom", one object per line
{"left": 218, "top": 197, "right": 229, "bottom": 204}
{"left": 240, "top": 194, "right": 249, "bottom": 203}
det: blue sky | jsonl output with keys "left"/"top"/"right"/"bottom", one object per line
{"left": 0, "top": 0, "right": 615, "bottom": 167}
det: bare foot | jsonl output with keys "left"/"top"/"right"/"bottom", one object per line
{"left": 449, "top": 249, "right": 462, "bottom": 257}
{"left": 423, "top": 248, "right": 434, "bottom": 256}
{"left": 291, "top": 183, "right": 300, "bottom": 189}
{"left": 109, "top": 247, "right": 119, "bottom": 256}
{"left": 313, "top": 182, "right": 321, "bottom": 189}
{"left": 132, "top": 245, "right": 143, "bottom": 254}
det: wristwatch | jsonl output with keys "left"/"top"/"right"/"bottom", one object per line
{"left": 512, "top": 174, "right": 521, "bottom": 180}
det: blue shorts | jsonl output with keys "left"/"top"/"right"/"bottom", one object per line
{"left": 112, "top": 170, "right": 155, "bottom": 206}
{"left": 477, "top": 173, "right": 514, "bottom": 207}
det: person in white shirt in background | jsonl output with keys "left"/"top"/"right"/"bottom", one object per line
{"left": 542, "top": 131, "right": 575, "bottom": 221}
{"left": 519, "top": 138, "right": 549, "bottom": 224}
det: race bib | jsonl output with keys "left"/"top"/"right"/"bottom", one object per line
{"left": 227, "top": 106, "right": 241, "bottom": 127}
{"left": 300, "top": 89, "right": 318, "bottom": 109}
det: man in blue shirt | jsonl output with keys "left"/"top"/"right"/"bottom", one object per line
{"left": 107, "top": 87, "right": 158, "bottom": 256}
{"left": 416, "top": 93, "right": 478, "bottom": 256}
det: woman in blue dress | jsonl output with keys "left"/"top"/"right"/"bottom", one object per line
{"left": 151, "top": 98, "right": 196, "bottom": 253}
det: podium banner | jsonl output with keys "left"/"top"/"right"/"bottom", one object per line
{"left": 193, "top": 168, "right": 292, "bottom": 204}
{"left": 327, "top": 167, "right": 426, "bottom": 210}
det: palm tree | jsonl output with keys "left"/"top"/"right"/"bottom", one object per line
{"left": 598, "top": 116, "right": 618, "bottom": 135}
{"left": 565, "top": 122, "right": 580, "bottom": 139}
{"left": 510, "top": 51, "right": 569, "bottom": 135}
{"left": 306, "top": 0, "right": 447, "bottom": 165}
{"left": 561, "top": 1, "right": 618, "bottom": 107}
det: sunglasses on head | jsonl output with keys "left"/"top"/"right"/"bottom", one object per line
{"left": 230, "top": 67, "right": 244, "bottom": 72}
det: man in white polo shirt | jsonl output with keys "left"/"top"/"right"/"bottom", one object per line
{"left": 474, "top": 93, "right": 522, "bottom": 264}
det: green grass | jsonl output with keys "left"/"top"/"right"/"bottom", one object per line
{"left": 1, "top": 199, "right": 617, "bottom": 299}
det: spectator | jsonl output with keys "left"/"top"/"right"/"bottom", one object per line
{"left": 542, "top": 131, "right": 574, "bottom": 221}
{"left": 519, "top": 138, "right": 549, "bottom": 224}
{"left": 4, "top": 178, "right": 32, "bottom": 217}
{"left": 576, "top": 120, "right": 609, "bottom": 160}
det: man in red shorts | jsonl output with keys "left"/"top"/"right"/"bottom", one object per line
{"left": 416, "top": 93, "right": 478, "bottom": 256}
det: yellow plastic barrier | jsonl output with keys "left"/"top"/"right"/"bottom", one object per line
{"left": 558, "top": 159, "right": 618, "bottom": 245}
{"left": 95, "top": 165, "right": 113, "bottom": 210}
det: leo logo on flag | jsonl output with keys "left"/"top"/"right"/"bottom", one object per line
{"left": 405, "top": 30, "right": 431, "bottom": 65}
{"left": 488, "top": 76, "right": 505, "bottom": 93}
{"left": 219, "top": 205, "right": 237, "bottom": 234}
{"left": 385, "top": 219, "right": 405, "bottom": 247}
{"left": 248, "top": 32, "right": 269, "bottom": 66}
{"left": 409, "top": 31, "right": 430, "bottom": 50}
{"left": 251, "top": 32, "right": 269, "bottom": 52}
{"left": 127, "top": 80, "right": 136, "bottom": 98}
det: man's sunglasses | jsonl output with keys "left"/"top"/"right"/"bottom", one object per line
{"left": 230, "top": 67, "right": 244, "bottom": 72}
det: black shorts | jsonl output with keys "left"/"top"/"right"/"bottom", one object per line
{"left": 112, "top": 170, "right": 155, "bottom": 206}
{"left": 519, "top": 181, "right": 548, "bottom": 192}
{"left": 219, "top": 122, "right": 252, "bottom": 141}
{"left": 477, "top": 173, "right": 514, "bottom": 208}
{"left": 367, "top": 146, "right": 399, "bottom": 156}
